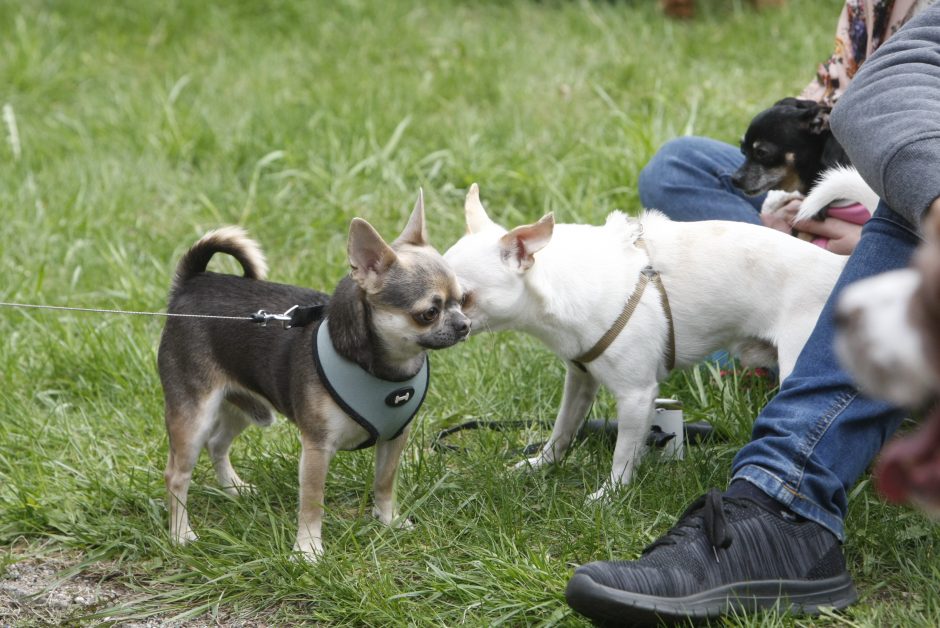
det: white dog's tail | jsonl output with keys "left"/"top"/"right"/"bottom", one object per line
{"left": 795, "top": 166, "right": 880, "bottom": 222}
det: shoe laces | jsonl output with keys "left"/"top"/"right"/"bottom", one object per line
{"left": 643, "top": 489, "right": 738, "bottom": 558}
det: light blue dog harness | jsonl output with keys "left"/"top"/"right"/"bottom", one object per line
{"left": 313, "top": 318, "right": 429, "bottom": 450}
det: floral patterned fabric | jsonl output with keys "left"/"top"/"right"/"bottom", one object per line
{"left": 800, "top": 0, "right": 935, "bottom": 106}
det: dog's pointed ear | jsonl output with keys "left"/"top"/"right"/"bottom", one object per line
{"left": 499, "top": 213, "right": 554, "bottom": 272}
{"left": 395, "top": 189, "right": 428, "bottom": 246}
{"left": 348, "top": 218, "right": 398, "bottom": 292}
{"left": 465, "top": 183, "right": 498, "bottom": 234}
{"left": 808, "top": 108, "right": 830, "bottom": 135}
{"left": 794, "top": 101, "right": 831, "bottom": 135}
{"left": 773, "top": 97, "right": 802, "bottom": 108}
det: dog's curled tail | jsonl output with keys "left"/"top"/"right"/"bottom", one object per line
{"left": 172, "top": 226, "right": 268, "bottom": 292}
{"left": 796, "top": 166, "right": 881, "bottom": 223}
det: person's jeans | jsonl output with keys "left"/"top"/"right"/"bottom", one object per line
{"left": 638, "top": 136, "right": 765, "bottom": 224}
{"left": 638, "top": 136, "right": 922, "bottom": 539}
{"left": 733, "top": 204, "right": 920, "bottom": 539}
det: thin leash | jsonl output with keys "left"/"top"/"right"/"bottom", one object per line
{"left": 0, "top": 301, "right": 303, "bottom": 326}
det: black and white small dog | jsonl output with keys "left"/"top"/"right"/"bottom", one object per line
{"left": 732, "top": 98, "right": 850, "bottom": 197}
{"left": 158, "top": 195, "right": 470, "bottom": 560}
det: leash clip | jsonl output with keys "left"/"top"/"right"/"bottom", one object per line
{"left": 251, "top": 305, "right": 299, "bottom": 328}
{"left": 640, "top": 265, "right": 657, "bottom": 278}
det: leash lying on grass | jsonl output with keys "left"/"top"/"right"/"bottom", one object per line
{"left": 431, "top": 418, "right": 717, "bottom": 455}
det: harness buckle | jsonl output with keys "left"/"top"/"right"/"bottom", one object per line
{"left": 640, "top": 265, "right": 657, "bottom": 278}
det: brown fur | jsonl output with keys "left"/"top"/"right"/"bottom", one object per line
{"left": 158, "top": 201, "right": 468, "bottom": 559}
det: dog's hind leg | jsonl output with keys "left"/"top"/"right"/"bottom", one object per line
{"left": 516, "top": 364, "right": 600, "bottom": 471}
{"left": 207, "top": 399, "right": 255, "bottom": 496}
{"left": 373, "top": 425, "right": 412, "bottom": 528}
{"left": 164, "top": 389, "right": 224, "bottom": 545}
{"left": 293, "top": 430, "right": 336, "bottom": 562}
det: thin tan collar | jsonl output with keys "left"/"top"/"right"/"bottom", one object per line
{"left": 571, "top": 237, "right": 676, "bottom": 372}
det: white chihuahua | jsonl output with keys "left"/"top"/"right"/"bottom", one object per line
{"left": 444, "top": 185, "right": 847, "bottom": 498}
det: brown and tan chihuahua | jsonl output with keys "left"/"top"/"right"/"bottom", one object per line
{"left": 158, "top": 193, "right": 469, "bottom": 561}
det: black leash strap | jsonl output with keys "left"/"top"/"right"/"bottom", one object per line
{"left": 286, "top": 304, "right": 327, "bottom": 328}
{"left": 431, "top": 418, "right": 716, "bottom": 454}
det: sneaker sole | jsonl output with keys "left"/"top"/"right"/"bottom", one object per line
{"left": 565, "top": 571, "right": 858, "bottom": 625}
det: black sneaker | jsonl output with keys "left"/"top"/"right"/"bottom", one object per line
{"left": 565, "top": 488, "right": 858, "bottom": 625}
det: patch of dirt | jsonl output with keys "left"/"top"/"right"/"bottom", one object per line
{"left": 0, "top": 551, "right": 269, "bottom": 627}
{"left": 1, "top": 552, "right": 132, "bottom": 626}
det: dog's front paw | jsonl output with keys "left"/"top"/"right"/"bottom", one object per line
{"left": 586, "top": 483, "right": 624, "bottom": 503}
{"left": 222, "top": 481, "right": 256, "bottom": 498}
{"left": 512, "top": 454, "right": 552, "bottom": 472}
{"left": 760, "top": 190, "right": 803, "bottom": 217}
{"left": 292, "top": 539, "right": 324, "bottom": 563}
{"left": 171, "top": 528, "right": 198, "bottom": 546}
{"left": 372, "top": 506, "right": 414, "bottom": 529}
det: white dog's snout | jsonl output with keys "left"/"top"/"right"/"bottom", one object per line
{"left": 834, "top": 301, "right": 861, "bottom": 332}
{"left": 836, "top": 269, "right": 934, "bottom": 406}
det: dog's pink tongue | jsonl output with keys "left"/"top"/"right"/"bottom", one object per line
{"left": 876, "top": 409, "right": 940, "bottom": 507}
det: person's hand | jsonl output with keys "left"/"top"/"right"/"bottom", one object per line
{"left": 792, "top": 215, "right": 863, "bottom": 254}
{"left": 759, "top": 193, "right": 803, "bottom": 233}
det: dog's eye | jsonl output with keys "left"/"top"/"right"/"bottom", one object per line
{"left": 419, "top": 306, "right": 440, "bottom": 324}
{"left": 460, "top": 292, "right": 472, "bottom": 308}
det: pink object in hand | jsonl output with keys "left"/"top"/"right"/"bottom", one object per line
{"left": 811, "top": 202, "right": 872, "bottom": 249}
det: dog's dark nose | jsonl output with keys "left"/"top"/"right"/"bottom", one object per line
{"left": 454, "top": 318, "right": 471, "bottom": 337}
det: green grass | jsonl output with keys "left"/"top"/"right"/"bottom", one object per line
{"left": 2, "top": 0, "right": 939, "bottom": 625}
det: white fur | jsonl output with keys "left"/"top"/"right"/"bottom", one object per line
{"left": 835, "top": 269, "right": 935, "bottom": 406}
{"left": 761, "top": 189, "right": 803, "bottom": 218}
{"left": 445, "top": 193, "right": 846, "bottom": 495}
{"left": 796, "top": 166, "right": 881, "bottom": 223}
